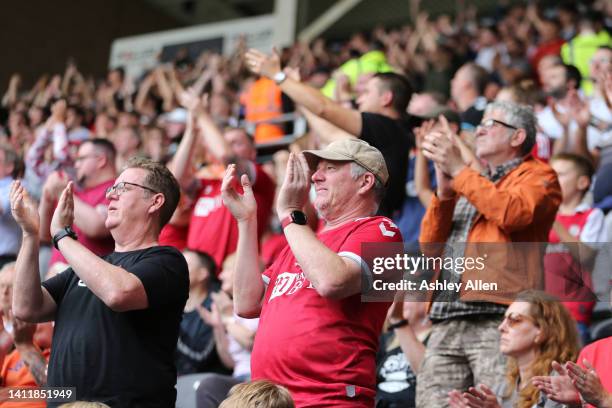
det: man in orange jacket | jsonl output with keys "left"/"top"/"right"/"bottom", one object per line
{"left": 417, "top": 101, "right": 562, "bottom": 407}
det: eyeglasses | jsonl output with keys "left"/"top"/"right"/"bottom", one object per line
{"left": 501, "top": 312, "right": 536, "bottom": 328}
{"left": 477, "top": 118, "right": 518, "bottom": 132}
{"left": 105, "top": 181, "right": 159, "bottom": 198}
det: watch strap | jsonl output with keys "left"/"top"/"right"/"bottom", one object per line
{"left": 387, "top": 319, "right": 409, "bottom": 331}
{"left": 52, "top": 227, "right": 77, "bottom": 250}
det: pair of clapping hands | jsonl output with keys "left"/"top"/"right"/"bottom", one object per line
{"left": 10, "top": 179, "right": 74, "bottom": 239}
{"left": 447, "top": 359, "right": 609, "bottom": 408}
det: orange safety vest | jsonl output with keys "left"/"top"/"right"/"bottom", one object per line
{"left": 243, "top": 77, "right": 284, "bottom": 143}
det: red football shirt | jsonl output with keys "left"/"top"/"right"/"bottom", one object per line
{"left": 577, "top": 337, "right": 612, "bottom": 408}
{"left": 186, "top": 164, "right": 275, "bottom": 270}
{"left": 251, "top": 216, "right": 402, "bottom": 407}
{"left": 49, "top": 180, "right": 115, "bottom": 266}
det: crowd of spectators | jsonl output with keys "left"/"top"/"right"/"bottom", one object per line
{"left": 1, "top": 0, "right": 612, "bottom": 406}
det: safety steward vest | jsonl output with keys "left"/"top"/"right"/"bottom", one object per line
{"left": 244, "top": 77, "right": 284, "bottom": 142}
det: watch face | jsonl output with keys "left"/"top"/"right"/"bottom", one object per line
{"left": 291, "top": 211, "right": 307, "bottom": 225}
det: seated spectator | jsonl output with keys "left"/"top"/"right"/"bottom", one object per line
{"left": 448, "top": 290, "right": 579, "bottom": 408}
{"left": 219, "top": 380, "right": 294, "bottom": 408}
{"left": 533, "top": 308, "right": 612, "bottom": 407}
{"left": 196, "top": 253, "right": 259, "bottom": 408}
{"left": 176, "top": 250, "right": 225, "bottom": 376}
{"left": 545, "top": 153, "right": 607, "bottom": 345}
{"left": 375, "top": 298, "right": 431, "bottom": 408}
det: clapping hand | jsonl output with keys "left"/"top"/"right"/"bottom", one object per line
{"left": 566, "top": 360, "right": 609, "bottom": 406}
{"left": 221, "top": 164, "right": 257, "bottom": 222}
{"left": 532, "top": 360, "right": 581, "bottom": 404}
{"left": 9, "top": 181, "right": 40, "bottom": 236}
{"left": 421, "top": 115, "right": 466, "bottom": 177}
{"left": 50, "top": 182, "right": 75, "bottom": 238}
{"left": 276, "top": 153, "right": 311, "bottom": 220}
{"left": 448, "top": 384, "right": 500, "bottom": 408}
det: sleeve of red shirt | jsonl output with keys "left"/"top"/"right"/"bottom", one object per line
{"left": 337, "top": 217, "right": 403, "bottom": 259}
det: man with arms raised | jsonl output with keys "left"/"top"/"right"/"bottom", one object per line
{"left": 222, "top": 139, "right": 402, "bottom": 407}
{"left": 245, "top": 49, "right": 415, "bottom": 217}
{"left": 10, "top": 157, "right": 188, "bottom": 407}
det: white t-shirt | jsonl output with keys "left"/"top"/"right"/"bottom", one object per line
{"left": 227, "top": 314, "right": 259, "bottom": 379}
{"left": 536, "top": 97, "right": 612, "bottom": 152}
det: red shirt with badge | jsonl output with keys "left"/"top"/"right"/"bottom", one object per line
{"left": 186, "top": 164, "right": 275, "bottom": 270}
{"left": 251, "top": 216, "right": 402, "bottom": 408}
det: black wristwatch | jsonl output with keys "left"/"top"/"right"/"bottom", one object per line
{"left": 280, "top": 210, "right": 308, "bottom": 229}
{"left": 387, "top": 319, "right": 409, "bottom": 331}
{"left": 52, "top": 226, "right": 78, "bottom": 250}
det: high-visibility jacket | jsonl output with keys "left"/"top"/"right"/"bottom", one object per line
{"left": 243, "top": 77, "right": 284, "bottom": 142}
{"left": 561, "top": 30, "right": 612, "bottom": 95}
{"left": 321, "top": 50, "right": 393, "bottom": 98}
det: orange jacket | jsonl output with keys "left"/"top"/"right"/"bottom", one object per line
{"left": 419, "top": 156, "right": 561, "bottom": 305}
{"left": 243, "top": 77, "right": 284, "bottom": 143}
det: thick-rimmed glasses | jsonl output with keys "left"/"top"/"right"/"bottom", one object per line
{"left": 477, "top": 118, "right": 518, "bottom": 132}
{"left": 106, "top": 181, "right": 158, "bottom": 198}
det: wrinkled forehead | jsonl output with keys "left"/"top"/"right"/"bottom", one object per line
{"left": 483, "top": 108, "right": 509, "bottom": 122}
{"left": 116, "top": 167, "right": 148, "bottom": 184}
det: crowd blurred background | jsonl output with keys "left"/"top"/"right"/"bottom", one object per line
{"left": 0, "top": 0, "right": 612, "bottom": 407}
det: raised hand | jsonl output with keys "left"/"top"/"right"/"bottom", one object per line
{"left": 244, "top": 48, "right": 282, "bottom": 78}
{"left": 50, "top": 182, "right": 75, "bottom": 237}
{"left": 221, "top": 164, "right": 257, "bottom": 222}
{"left": 276, "top": 153, "right": 311, "bottom": 220}
{"left": 177, "top": 88, "right": 204, "bottom": 113}
{"left": 422, "top": 116, "right": 466, "bottom": 178}
{"left": 9, "top": 181, "right": 40, "bottom": 236}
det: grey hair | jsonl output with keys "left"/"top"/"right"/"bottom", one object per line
{"left": 484, "top": 101, "right": 537, "bottom": 155}
{"left": 350, "top": 162, "right": 386, "bottom": 209}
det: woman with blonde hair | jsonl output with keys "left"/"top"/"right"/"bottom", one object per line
{"left": 449, "top": 290, "right": 580, "bottom": 408}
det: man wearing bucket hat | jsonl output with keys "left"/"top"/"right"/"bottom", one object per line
{"left": 221, "top": 138, "right": 402, "bottom": 407}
